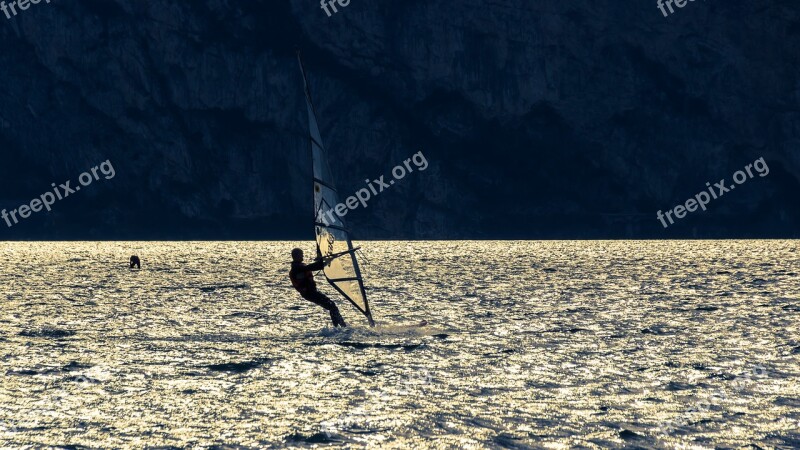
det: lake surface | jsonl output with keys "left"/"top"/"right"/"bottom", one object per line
{"left": 1, "top": 241, "right": 799, "bottom": 448}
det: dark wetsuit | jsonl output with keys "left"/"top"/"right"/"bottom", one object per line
{"left": 290, "top": 260, "right": 346, "bottom": 327}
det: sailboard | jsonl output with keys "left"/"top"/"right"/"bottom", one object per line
{"left": 297, "top": 53, "right": 376, "bottom": 327}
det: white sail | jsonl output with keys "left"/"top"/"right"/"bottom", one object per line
{"left": 297, "top": 54, "right": 375, "bottom": 327}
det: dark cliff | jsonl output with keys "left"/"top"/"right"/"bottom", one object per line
{"left": 0, "top": 0, "right": 798, "bottom": 239}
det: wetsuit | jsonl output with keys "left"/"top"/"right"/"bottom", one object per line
{"left": 290, "top": 260, "right": 347, "bottom": 327}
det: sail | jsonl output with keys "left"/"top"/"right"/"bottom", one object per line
{"left": 297, "top": 54, "right": 375, "bottom": 326}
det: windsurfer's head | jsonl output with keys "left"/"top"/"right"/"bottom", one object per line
{"left": 291, "top": 248, "right": 304, "bottom": 262}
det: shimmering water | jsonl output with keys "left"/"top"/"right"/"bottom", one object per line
{"left": 1, "top": 241, "right": 799, "bottom": 449}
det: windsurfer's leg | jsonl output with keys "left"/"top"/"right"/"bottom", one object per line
{"left": 304, "top": 291, "right": 346, "bottom": 327}
{"left": 318, "top": 294, "right": 346, "bottom": 327}
{"left": 329, "top": 302, "right": 346, "bottom": 327}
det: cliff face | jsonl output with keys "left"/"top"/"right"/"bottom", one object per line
{"left": 0, "top": 0, "right": 797, "bottom": 239}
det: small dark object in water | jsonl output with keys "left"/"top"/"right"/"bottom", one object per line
{"left": 619, "top": 429, "right": 642, "bottom": 440}
{"left": 129, "top": 255, "right": 141, "bottom": 269}
{"left": 207, "top": 359, "right": 269, "bottom": 373}
{"left": 19, "top": 328, "right": 75, "bottom": 339}
{"left": 696, "top": 306, "right": 719, "bottom": 312}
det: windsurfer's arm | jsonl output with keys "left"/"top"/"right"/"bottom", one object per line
{"left": 304, "top": 260, "right": 326, "bottom": 271}
{"left": 313, "top": 254, "right": 341, "bottom": 267}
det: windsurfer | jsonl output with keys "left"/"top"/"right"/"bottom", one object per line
{"left": 289, "top": 248, "right": 347, "bottom": 327}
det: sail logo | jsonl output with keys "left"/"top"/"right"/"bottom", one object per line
{"left": 320, "top": 0, "right": 351, "bottom": 18}
{"left": 318, "top": 151, "right": 428, "bottom": 226}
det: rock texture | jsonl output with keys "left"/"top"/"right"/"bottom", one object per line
{"left": 0, "top": 0, "right": 797, "bottom": 239}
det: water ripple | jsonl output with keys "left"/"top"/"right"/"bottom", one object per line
{"left": 0, "top": 241, "right": 798, "bottom": 448}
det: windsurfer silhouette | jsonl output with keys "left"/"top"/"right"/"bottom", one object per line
{"left": 289, "top": 248, "right": 347, "bottom": 327}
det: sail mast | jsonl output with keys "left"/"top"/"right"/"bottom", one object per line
{"left": 296, "top": 52, "right": 375, "bottom": 327}
{"left": 296, "top": 53, "right": 322, "bottom": 259}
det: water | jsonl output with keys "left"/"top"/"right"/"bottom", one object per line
{"left": 1, "top": 241, "right": 799, "bottom": 449}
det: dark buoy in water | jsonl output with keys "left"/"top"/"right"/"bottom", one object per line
{"left": 129, "top": 255, "right": 141, "bottom": 269}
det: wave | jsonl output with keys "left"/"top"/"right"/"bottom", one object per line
{"left": 199, "top": 284, "right": 250, "bottom": 292}
{"left": 329, "top": 342, "right": 423, "bottom": 350}
{"left": 206, "top": 358, "right": 272, "bottom": 373}
{"left": 18, "top": 327, "right": 75, "bottom": 339}
{"left": 283, "top": 431, "right": 340, "bottom": 445}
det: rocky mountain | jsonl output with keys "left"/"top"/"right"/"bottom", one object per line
{"left": 0, "top": 0, "right": 797, "bottom": 239}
